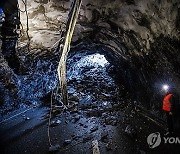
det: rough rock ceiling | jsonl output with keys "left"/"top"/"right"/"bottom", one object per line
{"left": 18, "top": 0, "right": 180, "bottom": 53}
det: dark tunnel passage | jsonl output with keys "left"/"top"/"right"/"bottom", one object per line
{"left": 1, "top": 0, "right": 180, "bottom": 154}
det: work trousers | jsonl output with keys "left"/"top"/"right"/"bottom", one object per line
{"left": 166, "top": 112, "right": 174, "bottom": 133}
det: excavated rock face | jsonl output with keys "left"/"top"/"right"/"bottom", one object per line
{"left": 1, "top": 0, "right": 179, "bottom": 114}
{"left": 19, "top": 0, "right": 180, "bottom": 50}
{"left": 18, "top": 0, "right": 180, "bottom": 108}
{"left": 0, "top": 40, "right": 18, "bottom": 93}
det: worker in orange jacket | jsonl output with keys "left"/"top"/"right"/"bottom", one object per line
{"left": 162, "top": 85, "right": 175, "bottom": 134}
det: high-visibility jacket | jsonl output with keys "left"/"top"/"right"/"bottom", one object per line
{"left": 162, "top": 94, "right": 173, "bottom": 112}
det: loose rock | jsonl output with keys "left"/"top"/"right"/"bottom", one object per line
{"left": 69, "top": 95, "right": 79, "bottom": 102}
{"left": 49, "top": 144, "right": 60, "bottom": 152}
{"left": 83, "top": 134, "right": 93, "bottom": 143}
{"left": 50, "top": 119, "right": 61, "bottom": 127}
{"left": 63, "top": 139, "right": 72, "bottom": 145}
{"left": 124, "top": 125, "right": 137, "bottom": 138}
{"left": 90, "top": 126, "right": 98, "bottom": 132}
{"left": 73, "top": 115, "right": 81, "bottom": 123}
{"left": 86, "top": 109, "right": 102, "bottom": 117}
{"left": 25, "top": 117, "right": 30, "bottom": 120}
{"left": 101, "top": 130, "right": 108, "bottom": 142}
{"left": 106, "top": 141, "right": 113, "bottom": 151}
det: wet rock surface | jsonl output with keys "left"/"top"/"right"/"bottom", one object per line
{"left": 0, "top": 0, "right": 180, "bottom": 153}
{"left": 49, "top": 144, "right": 61, "bottom": 152}
{"left": 1, "top": 0, "right": 180, "bottom": 123}
{"left": 16, "top": 0, "right": 180, "bottom": 123}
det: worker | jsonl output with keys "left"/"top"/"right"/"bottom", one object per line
{"left": 0, "top": 0, "right": 22, "bottom": 74}
{"left": 162, "top": 85, "right": 175, "bottom": 135}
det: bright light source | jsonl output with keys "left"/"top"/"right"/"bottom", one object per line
{"left": 162, "top": 84, "right": 169, "bottom": 91}
{"left": 87, "top": 53, "right": 109, "bottom": 67}
{"left": 67, "top": 53, "right": 109, "bottom": 80}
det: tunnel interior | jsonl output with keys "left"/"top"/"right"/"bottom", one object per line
{"left": 0, "top": 0, "right": 180, "bottom": 153}
{"left": 0, "top": 44, "right": 130, "bottom": 116}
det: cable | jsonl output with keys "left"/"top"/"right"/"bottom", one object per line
{"left": 0, "top": 105, "right": 36, "bottom": 124}
{"left": 48, "top": 90, "right": 54, "bottom": 146}
{"left": 17, "top": 1, "right": 26, "bottom": 13}
{"left": 17, "top": 0, "right": 30, "bottom": 52}
{"left": 47, "top": 81, "right": 68, "bottom": 146}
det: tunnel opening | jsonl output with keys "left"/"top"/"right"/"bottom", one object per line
{"left": 0, "top": 44, "right": 131, "bottom": 120}
{"left": 1, "top": 39, "right": 178, "bottom": 130}
{"left": 65, "top": 47, "right": 130, "bottom": 110}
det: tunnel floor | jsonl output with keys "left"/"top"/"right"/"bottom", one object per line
{"left": 0, "top": 51, "right": 180, "bottom": 154}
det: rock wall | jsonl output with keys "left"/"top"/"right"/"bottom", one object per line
{"left": 18, "top": 0, "right": 179, "bottom": 49}
{"left": 16, "top": 0, "right": 180, "bottom": 113}
{"left": 0, "top": 40, "right": 18, "bottom": 98}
